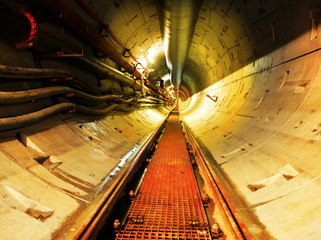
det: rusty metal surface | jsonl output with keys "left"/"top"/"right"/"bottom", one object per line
{"left": 72, "top": 115, "right": 170, "bottom": 240}
{"left": 28, "top": 0, "right": 144, "bottom": 79}
{"left": 0, "top": 2, "right": 31, "bottom": 43}
{"left": 115, "top": 113, "right": 211, "bottom": 239}
{"left": 182, "top": 120, "right": 253, "bottom": 240}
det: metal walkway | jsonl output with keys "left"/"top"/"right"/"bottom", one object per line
{"left": 115, "top": 113, "right": 211, "bottom": 239}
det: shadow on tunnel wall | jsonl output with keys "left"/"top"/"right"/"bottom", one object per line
{"left": 179, "top": 0, "right": 320, "bottom": 97}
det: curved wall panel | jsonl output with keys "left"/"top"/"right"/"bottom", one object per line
{"left": 0, "top": 0, "right": 321, "bottom": 239}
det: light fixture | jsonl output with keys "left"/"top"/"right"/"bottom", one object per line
{"left": 206, "top": 94, "right": 218, "bottom": 102}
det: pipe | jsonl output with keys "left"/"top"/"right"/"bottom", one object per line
{"left": 26, "top": 0, "right": 163, "bottom": 95}
{"left": 63, "top": 49, "right": 145, "bottom": 89}
{"left": 0, "top": 2, "right": 31, "bottom": 43}
{"left": 58, "top": 51, "right": 164, "bottom": 97}
{"left": 0, "top": 4, "right": 153, "bottom": 94}
{"left": 76, "top": 0, "right": 151, "bottom": 74}
{"left": 70, "top": 79, "right": 125, "bottom": 94}
{"left": 0, "top": 65, "right": 72, "bottom": 79}
{"left": 0, "top": 4, "right": 80, "bottom": 53}
{"left": 27, "top": 0, "right": 144, "bottom": 79}
{"left": 155, "top": 0, "right": 203, "bottom": 90}
{"left": 0, "top": 67, "right": 164, "bottom": 106}
{"left": 0, "top": 86, "right": 135, "bottom": 104}
{"left": 0, "top": 102, "right": 75, "bottom": 132}
{"left": 58, "top": 96, "right": 137, "bottom": 107}
{"left": 0, "top": 86, "right": 75, "bottom": 104}
{"left": 0, "top": 3, "right": 167, "bottom": 101}
{"left": 0, "top": 64, "right": 134, "bottom": 96}
{"left": 137, "top": 99, "right": 162, "bottom": 104}
{"left": 38, "top": 50, "right": 149, "bottom": 92}
{"left": 73, "top": 54, "right": 161, "bottom": 97}
{"left": 0, "top": 102, "right": 135, "bottom": 132}
{"left": 0, "top": 86, "right": 137, "bottom": 104}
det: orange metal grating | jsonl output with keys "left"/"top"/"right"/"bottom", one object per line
{"left": 115, "top": 113, "right": 211, "bottom": 239}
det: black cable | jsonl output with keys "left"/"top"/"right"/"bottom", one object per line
{"left": 0, "top": 86, "right": 133, "bottom": 104}
{"left": 0, "top": 102, "right": 75, "bottom": 132}
{"left": 0, "top": 65, "right": 72, "bottom": 79}
{"left": 0, "top": 102, "right": 136, "bottom": 132}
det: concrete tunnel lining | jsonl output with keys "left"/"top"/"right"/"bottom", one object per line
{"left": 0, "top": 0, "right": 321, "bottom": 239}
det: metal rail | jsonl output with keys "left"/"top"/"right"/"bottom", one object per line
{"left": 115, "top": 112, "right": 211, "bottom": 240}
{"left": 72, "top": 113, "right": 170, "bottom": 239}
{"left": 181, "top": 119, "right": 254, "bottom": 240}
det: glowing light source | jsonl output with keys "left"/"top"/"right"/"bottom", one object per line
{"left": 147, "top": 54, "right": 154, "bottom": 63}
{"left": 148, "top": 47, "right": 156, "bottom": 57}
{"left": 139, "top": 57, "right": 147, "bottom": 68}
{"left": 162, "top": 73, "right": 170, "bottom": 81}
{"left": 137, "top": 57, "right": 147, "bottom": 73}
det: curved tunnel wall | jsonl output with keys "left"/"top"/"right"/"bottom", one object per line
{"left": 0, "top": 0, "right": 321, "bottom": 239}
{"left": 181, "top": 1, "right": 321, "bottom": 239}
{"left": 0, "top": 1, "right": 170, "bottom": 239}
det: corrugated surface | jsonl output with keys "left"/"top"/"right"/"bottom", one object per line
{"left": 115, "top": 113, "right": 210, "bottom": 239}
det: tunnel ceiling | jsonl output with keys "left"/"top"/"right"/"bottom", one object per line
{"left": 1, "top": 0, "right": 321, "bottom": 239}
{"left": 96, "top": 0, "right": 277, "bottom": 99}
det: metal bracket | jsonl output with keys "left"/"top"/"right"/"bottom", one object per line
{"left": 206, "top": 94, "right": 218, "bottom": 102}
{"left": 38, "top": 48, "right": 84, "bottom": 59}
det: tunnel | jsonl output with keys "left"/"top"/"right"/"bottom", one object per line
{"left": 0, "top": 0, "right": 321, "bottom": 239}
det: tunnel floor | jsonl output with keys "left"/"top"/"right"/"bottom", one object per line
{"left": 114, "top": 112, "right": 211, "bottom": 239}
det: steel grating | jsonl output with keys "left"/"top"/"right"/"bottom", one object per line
{"left": 115, "top": 113, "right": 211, "bottom": 239}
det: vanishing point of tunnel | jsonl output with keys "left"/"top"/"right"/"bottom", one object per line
{"left": 0, "top": 0, "right": 321, "bottom": 239}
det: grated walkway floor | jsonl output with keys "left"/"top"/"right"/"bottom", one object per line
{"left": 115, "top": 113, "right": 211, "bottom": 239}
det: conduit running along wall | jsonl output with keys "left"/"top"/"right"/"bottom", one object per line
{"left": 155, "top": 0, "right": 203, "bottom": 91}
